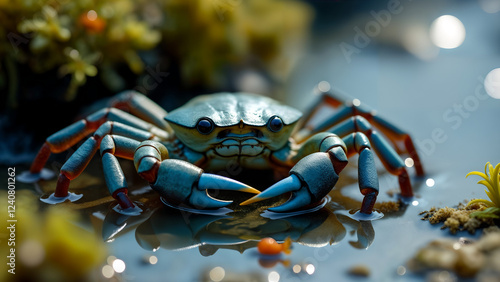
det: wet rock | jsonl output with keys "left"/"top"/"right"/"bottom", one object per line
{"left": 477, "top": 232, "right": 500, "bottom": 252}
{"left": 409, "top": 228, "right": 500, "bottom": 278}
{"left": 455, "top": 245, "right": 485, "bottom": 277}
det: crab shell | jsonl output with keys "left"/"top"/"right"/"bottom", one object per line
{"left": 164, "top": 93, "right": 303, "bottom": 154}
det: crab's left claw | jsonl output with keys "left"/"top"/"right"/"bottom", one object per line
{"left": 241, "top": 152, "right": 341, "bottom": 212}
{"left": 192, "top": 173, "right": 261, "bottom": 208}
{"left": 151, "top": 159, "right": 259, "bottom": 209}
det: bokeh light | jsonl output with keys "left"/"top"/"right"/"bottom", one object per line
{"left": 19, "top": 240, "right": 45, "bottom": 267}
{"left": 148, "top": 255, "right": 158, "bottom": 265}
{"left": 87, "top": 10, "right": 98, "bottom": 21}
{"left": 478, "top": 0, "right": 500, "bottom": 13}
{"left": 484, "top": 68, "right": 500, "bottom": 99}
{"left": 397, "top": 266, "right": 407, "bottom": 276}
{"left": 293, "top": 264, "right": 302, "bottom": 273}
{"left": 426, "top": 178, "right": 435, "bottom": 187}
{"left": 107, "top": 256, "right": 117, "bottom": 265}
{"left": 102, "top": 265, "right": 114, "bottom": 278}
{"left": 112, "top": 259, "right": 126, "bottom": 273}
{"left": 305, "top": 264, "right": 315, "bottom": 275}
{"left": 317, "top": 81, "right": 331, "bottom": 92}
{"left": 209, "top": 266, "right": 225, "bottom": 282}
{"left": 268, "top": 271, "right": 280, "bottom": 282}
{"left": 430, "top": 15, "right": 466, "bottom": 49}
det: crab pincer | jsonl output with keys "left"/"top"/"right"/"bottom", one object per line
{"left": 241, "top": 152, "right": 342, "bottom": 213}
{"left": 151, "top": 159, "right": 260, "bottom": 209}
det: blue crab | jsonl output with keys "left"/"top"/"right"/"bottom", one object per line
{"left": 23, "top": 90, "right": 424, "bottom": 214}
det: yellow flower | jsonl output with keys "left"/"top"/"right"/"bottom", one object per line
{"left": 18, "top": 6, "right": 70, "bottom": 53}
{"left": 59, "top": 49, "right": 98, "bottom": 85}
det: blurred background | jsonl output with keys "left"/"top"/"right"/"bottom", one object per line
{"left": 1, "top": 0, "right": 500, "bottom": 281}
{"left": 0, "top": 0, "right": 499, "bottom": 164}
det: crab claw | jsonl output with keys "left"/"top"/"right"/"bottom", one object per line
{"left": 241, "top": 152, "right": 340, "bottom": 213}
{"left": 191, "top": 173, "right": 260, "bottom": 208}
{"left": 152, "top": 159, "right": 259, "bottom": 209}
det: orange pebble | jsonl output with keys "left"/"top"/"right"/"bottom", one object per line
{"left": 257, "top": 237, "right": 292, "bottom": 255}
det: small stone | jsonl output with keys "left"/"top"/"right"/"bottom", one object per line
{"left": 477, "top": 233, "right": 500, "bottom": 252}
{"left": 485, "top": 249, "right": 500, "bottom": 271}
{"left": 455, "top": 245, "right": 485, "bottom": 277}
{"left": 347, "top": 264, "right": 370, "bottom": 277}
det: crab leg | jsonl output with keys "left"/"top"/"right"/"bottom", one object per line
{"left": 135, "top": 141, "right": 260, "bottom": 209}
{"left": 47, "top": 122, "right": 159, "bottom": 202}
{"left": 297, "top": 91, "right": 424, "bottom": 176}
{"left": 342, "top": 133, "right": 379, "bottom": 213}
{"left": 109, "top": 91, "right": 172, "bottom": 133}
{"left": 100, "top": 135, "right": 141, "bottom": 209}
{"left": 28, "top": 107, "right": 169, "bottom": 178}
{"left": 329, "top": 116, "right": 412, "bottom": 197}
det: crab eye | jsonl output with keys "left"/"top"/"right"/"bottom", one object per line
{"left": 196, "top": 118, "right": 214, "bottom": 134}
{"left": 268, "top": 116, "right": 283, "bottom": 132}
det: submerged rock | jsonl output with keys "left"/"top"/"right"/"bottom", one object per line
{"left": 409, "top": 227, "right": 500, "bottom": 278}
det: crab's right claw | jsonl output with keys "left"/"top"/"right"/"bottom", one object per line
{"left": 241, "top": 152, "right": 340, "bottom": 213}
{"left": 151, "top": 160, "right": 259, "bottom": 209}
{"left": 240, "top": 174, "right": 311, "bottom": 212}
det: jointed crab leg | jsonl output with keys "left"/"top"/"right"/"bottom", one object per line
{"left": 297, "top": 91, "right": 424, "bottom": 176}
{"left": 28, "top": 107, "right": 169, "bottom": 177}
{"left": 109, "top": 91, "right": 173, "bottom": 133}
{"left": 100, "top": 135, "right": 141, "bottom": 209}
{"left": 50, "top": 122, "right": 161, "bottom": 201}
{"left": 329, "top": 116, "right": 412, "bottom": 197}
{"left": 343, "top": 132, "right": 379, "bottom": 213}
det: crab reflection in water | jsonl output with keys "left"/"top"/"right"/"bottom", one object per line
{"left": 100, "top": 204, "right": 376, "bottom": 258}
